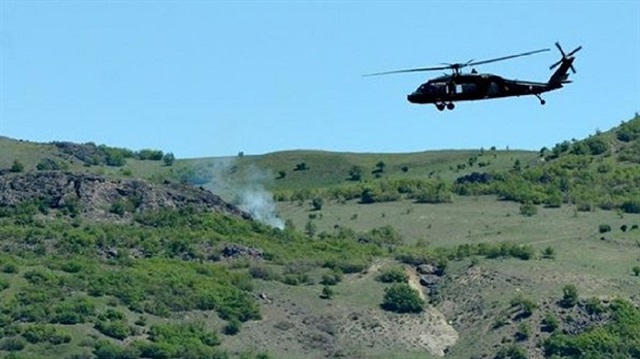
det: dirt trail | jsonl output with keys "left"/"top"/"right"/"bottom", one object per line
{"left": 404, "top": 267, "right": 459, "bottom": 356}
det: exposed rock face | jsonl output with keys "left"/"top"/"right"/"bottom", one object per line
{"left": 0, "top": 171, "right": 251, "bottom": 220}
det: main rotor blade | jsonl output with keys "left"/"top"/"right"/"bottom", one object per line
{"left": 555, "top": 42, "right": 566, "bottom": 57}
{"left": 362, "top": 65, "right": 451, "bottom": 77}
{"left": 466, "top": 48, "right": 550, "bottom": 67}
{"left": 567, "top": 46, "right": 582, "bottom": 57}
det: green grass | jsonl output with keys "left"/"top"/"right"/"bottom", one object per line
{"left": 2, "top": 116, "right": 640, "bottom": 358}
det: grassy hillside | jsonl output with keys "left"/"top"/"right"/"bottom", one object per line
{"left": 1, "top": 114, "right": 640, "bottom": 359}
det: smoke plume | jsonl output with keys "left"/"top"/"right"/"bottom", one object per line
{"left": 202, "top": 158, "right": 284, "bottom": 229}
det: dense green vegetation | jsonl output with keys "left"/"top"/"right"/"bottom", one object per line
{"left": 544, "top": 298, "right": 640, "bottom": 358}
{"left": 1, "top": 114, "right": 640, "bottom": 358}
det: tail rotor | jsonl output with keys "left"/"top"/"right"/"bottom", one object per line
{"left": 550, "top": 42, "right": 582, "bottom": 73}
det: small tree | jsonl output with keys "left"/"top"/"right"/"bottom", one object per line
{"left": 515, "top": 322, "right": 531, "bottom": 341}
{"left": 348, "top": 166, "right": 363, "bottom": 181}
{"left": 541, "top": 313, "right": 559, "bottom": 333}
{"left": 320, "top": 285, "right": 334, "bottom": 300}
{"left": 376, "top": 267, "right": 408, "bottom": 283}
{"left": 632, "top": 266, "right": 640, "bottom": 276}
{"left": 520, "top": 202, "right": 537, "bottom": 216}
{"left": 381, "top": 283, "right": 424, "bottom": 313}
{"left": 10, "top": 160, "right": 24, "bottom": 173}
{"left": 294, "top": 162, "right": 309, "bottom": 171}
{"left": 304, "top": 220, "right": 317, "bottom": 238}
{"left": 375, "top": 161, "right": 386, "bottom": 173}
{"left": 541, "top": 246, "right": 556, "bottom": 259}
{"left": 599, "top": 224, "right": 612, "bottom": 233}
{"left": 311, "top": 197, "right": 324, "bottom": 211}
{"left": 162, "top": 152, "right": 175, "bottom": 166}
{"left": 276, "top": 170, "right": 286, "bottom": 179}
{"left": 561, "top": 284, "right": 578, "bottom": 308}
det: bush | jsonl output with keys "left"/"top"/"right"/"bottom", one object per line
{"left": 561, "top": 284, "right": 579, "bottom": 308}
{"left": 163, "top": 152, "right": 175, "bottom": 166}
{"left": 585, "top": 297, "right": 605, "bottom": 315}
{"left": 381, "top": 283, "right": 425, "bottom": 313}
{"left": 311, "top": 197, "right": 323, "bottom": 211}
{"left": 0, "top": 277, "right": 8, "bottom": 291}
{"left": 376, "top": 267, "right": 408, "bottom": 283}
{"left": 10, "top": 160, "right": 24, "bottom": 173}
{"left": 94, "top": 340, "right": 139, "bottom": 359}
{"left": 2, "top": 263, "right": 19, "bottom": 274}
{"left": 495, "top": 344, "right": 527, "bottom": 359}
{"left": 599, "top": 224, "right": 612, "bottom": 233}
{"left": 515, "top": 322, "right": 531, "bottom": 341}
{"left": 519, "top": 202, "right": 538, "bottom": 216}
{"left": 320, "top": 270, "right": 343, "bottom": 286}
{"left": 0, "top": 337, "right": 26, "bottom": 351}
{"left": 23, "top": 325, "right": 71, "bottom": 344}
{"left": 320, "top": 285, "right": 334, "bottom": 300}
{"left": 223, "top": 319, "right": 241, "bottom": 335}
{"left": 541, "top": 246, "right": 556, "bottom": 259}
{"left": 36, "top": 158, "right": 67, "bottom": 171}
{"left": 633, "top": 266, "right": 640, "bottom": 276}
{"left": 137, "top": 149, "right": 164, "bottom": 161}
{"left": 542, "top": 313, "right": 559, "bottom": 333}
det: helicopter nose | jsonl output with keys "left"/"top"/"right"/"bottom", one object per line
{"left": 407, "top": 92, "right": 418, "bottom": 103}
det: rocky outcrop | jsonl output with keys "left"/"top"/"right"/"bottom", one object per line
{"left": 0, "top": 171, "right": 250, "bottom": 220}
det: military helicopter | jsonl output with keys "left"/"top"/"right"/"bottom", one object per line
{"left": 364, "top": 42, "right": 581, "bottom": 111}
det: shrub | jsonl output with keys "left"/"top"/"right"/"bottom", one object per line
{"left": 2, "top": 263, "right": 19, "bottom": 274}
{"left": 376, "top": 267, "right": 408, "bottom": 283}
{"left": 320, "top": 270, "right": 343, "bottom": 286}
{"left": 320, "top": 285, "right": 334, "bottom": 300}
{"left": 36, "top": 158, "right": 67, "bottom": 171}
{"left": 248, "top": 266, "right": 279, "bottom": 281}
{"left": 541, "top": 246, "right": 556, "bottom": 259}
{"left": 348, "top": 166, "right": 363, "bottom": 181}
{"left": 599, "top": 224, "right": 612, "bottom": 233}
{"left": 585, "top": 297, "right": 605, "bottom": 315}
{"left": 95, "top": 319, "right": 131, "bottom": 340}
{"left": 223, "top": 319, "right": 241, "bottom": 335}
{"left": 519, "top": 202, "right": 538, "bottom": 216}
{"left": 137, "top": 149, "right": 164, "bottom": 161}
{"left": 511, "top": 296, "right": 537, "bottom": 317}
{"left": 163, "top": 152, "right": 175, "bottom": 166}
{"left": 0, "top": 337, "right": 26, "bottom": 351}
{"left": 311, "top": 197, "right": 323, "bottom": 211}
{"left": 633, "top": 266, "right": 640, "bottom": 276}
{"left": 381, "top": 283, "right": 425, "bottom": 313}
{"left": 10, "top": 160, "right": 24, "bottom": 173}
{"left": 621, "top": 200, "right": 640, "bottom": 214}
{"left": 561, "top": 284, "right": 579, "bottom": 308}
{"left": 515, "top": 322, "right": 531, "bottom": 341}
{"left": 93, "top": 340, "right": 139, "bottom": 359}
{"left": 495, "top": 344, "right": 527, "bottom": 359}
{"left": 23, "top": 325, "right": 71, "bottom": 344}
{"left": 542, "top": 313, "right": 559, "bottom": 333}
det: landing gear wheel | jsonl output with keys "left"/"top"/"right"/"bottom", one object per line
{"left": 540, "top": 99, "right": 546, "bottom": 105}
{"left": 446, "top": 102, "right": 455, "bottom": 110}
{"left": 436, "top": 103, "right": 445, "bottom": 111}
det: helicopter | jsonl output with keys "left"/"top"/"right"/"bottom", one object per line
{"left": 364, "top": 42, "right": 582, "bottom": 111}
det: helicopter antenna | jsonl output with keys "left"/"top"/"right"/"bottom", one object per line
{"left": 363, "top": 48, "right": 550, "bottom": 77}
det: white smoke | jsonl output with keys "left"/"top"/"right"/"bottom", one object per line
{"left": 203, "top": 158, "right": 284, "bottom": 229}
{"left": 237, "top": 188, "right": 285, "bottom": 229}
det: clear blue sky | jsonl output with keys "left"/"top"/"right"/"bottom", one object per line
{"left": 1, "top": 1, "right": 639, "bottom": 158}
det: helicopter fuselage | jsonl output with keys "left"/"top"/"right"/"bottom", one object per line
{"left": 407, "top": 73, "right": 561, "bottom": 105}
